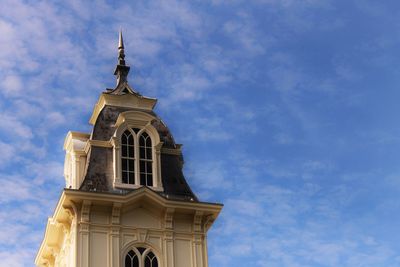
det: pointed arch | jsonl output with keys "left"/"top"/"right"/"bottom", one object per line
{"left": 139, "top": 131, "right": 153, "bottom": 186}
{"left": 125, "top": 249, "right": 139, "bottom": 267}
{"left": 122, "top": 242, "right": 162, "bottom": 267}
{"left": 112, "top": 111, "right": 163, "bottom": 191}
{"left": 121, "top": 129, "right": 135, "bottom": 184}
{"left": 144, "top": 250, "right": 158, "bottom": 267}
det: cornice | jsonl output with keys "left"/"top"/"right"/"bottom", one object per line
{"left": 63, "top": 131, "right": 90, "bottom": 152}
{"left": 161, "top": 147, "right": 182, "bottom": 155}
{"left": 63, "top": 188, "right": 223, "bottom": 213}
{"left": 89, "top": 93, "right": 157, "bottom": 125}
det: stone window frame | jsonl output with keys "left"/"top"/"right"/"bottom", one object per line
{"left": 112, "top": 111, "right": 163, "bottom": 191}
{"left": 122, "top": 243, "right": 161, "bottom": 267}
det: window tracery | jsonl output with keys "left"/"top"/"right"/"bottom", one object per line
{"left": 144, "top": 251, "right": 158, "bottom": 267}
{"left": 121, "top": 130, "right": 135, "bottom": 184}
{"left": 125, "top": 250, "right": 139, "bottom": 267}
{"left": 120, "top": 128, "right": 154, "bottom": 187}
{"left": 124, "top": 248, "right": 158, "bottom": 267}
{"left": 139, "top": 132, "right": 153, "bottom": 186}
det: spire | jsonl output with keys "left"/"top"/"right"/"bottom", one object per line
{"left": 118, "top": 30, "right": 125, "bottom": 65}
{"left": 114, "top": 30, "right": 130, "bottom": 86}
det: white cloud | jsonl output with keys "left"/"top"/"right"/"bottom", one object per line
{"left": 0, "top": 141, "right": 16, "bottom": 167}
{"left": 1, "top": 75, "right": 23, "bottom": 96}
{"left": 0, "top": 113, "right": 33, "bottom": 140}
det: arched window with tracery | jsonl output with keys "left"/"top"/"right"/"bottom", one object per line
{"left": 139, "top": 132, "right": 153, "bottom": 186}
{"left": 125, "top": 250, "right": 139, "bottom": 267}
{"left": 124, "top": 248, "right": 158, "bottom": 267}
{"left": 145, "top": 251, "right": 158, "bottom": 267}
{"left": 121, "top": 130, "right": 135, "bottom": 184}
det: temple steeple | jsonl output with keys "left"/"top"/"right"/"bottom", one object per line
{"left": 36, "top": 33, "right": 222, "bottom": 267}
{"left": 114, "top": 30, "right": 130, "bottom": 86}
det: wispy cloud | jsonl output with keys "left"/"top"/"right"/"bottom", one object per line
{"left": 1, "top": 0, "right": 400, "bottom": 266}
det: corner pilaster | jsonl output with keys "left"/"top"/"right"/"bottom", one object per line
{"left": 79, "top": 200, "right": 91, "bottom": 267}
{"left": 193, "top": 211, "right": 204, "bottom": 267}
{"left": 110, "top": 203, "right": 122, "bottom": 267}
{"left": 164, "top": 208, "right": 175, "bottom": 267}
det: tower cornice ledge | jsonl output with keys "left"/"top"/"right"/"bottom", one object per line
{"left": 89, "top": 92, "right": 157, "bottom": 125}
{"left": 63, "top": 187, "right": 223, "bottom": 214}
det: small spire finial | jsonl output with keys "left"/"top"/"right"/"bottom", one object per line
{"left": 114, "top": 30, "right": 130, "bottom": 86}
{"left": 118, "top": 30, "right": 126, "bottom": 66}
{"left": 118, "top": 30, "right": 124, "bottom": 49}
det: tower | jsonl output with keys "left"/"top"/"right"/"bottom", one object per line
{"left": 35, "top": 32, "right": 222, "bottom": 267}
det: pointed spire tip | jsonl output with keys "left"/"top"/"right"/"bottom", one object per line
{"left": 118, "top": 30, "right": 124, "bottom": 49}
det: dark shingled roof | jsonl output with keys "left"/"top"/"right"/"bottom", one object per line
{"left": 80, "top": 104, "right": 198, "bottom": 202}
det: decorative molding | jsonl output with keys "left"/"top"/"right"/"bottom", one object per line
{"left": 89, "top": 139, "right": 113, "bottom": 148}
{"left": 63, "top": 131, "right": 90, "bottom": 152}
{"left": 110, "top": 136, "right": 120, "bottom": 148}
{"left": 81, "top": 200, "right": 91, "bottom": 223}
{"left": 56, "top": 220, "right": 71, "bottom": 235}
{"left": 138, "top": 229, "right": 148, "bottom": 243}
{"left": 83, "top": 139, "right": 112, "bottom": 155}
{"left": 47, "top": 244, "right": 61, "bottom": 259}
{"left": 111, "top": 203, "right": 122, "bottom": 225}
{"left": 62, "top": 206, "right": 75, "bottom": 222}
{"left": 114, "top": 110, "right": 157, "bottom": 129}
{"left": 89, "top": 93, "right": 157, "bottom": 125}
{"left": 161, "top": 147, "right": 182, "bottom": 155}
{"left": 164, "top": 208, "right": 175, "bottom": 230}
{"left": 154, "top": 142, "right": 163, "bottom": 152}
{"left": 204, "top": 215, "right": 215, "bottom": 232}
{"left": 114, "top": 182, "right": 142, "bottom": 190}
{"left": 193, "top": 211, "right": 203, "bottom": 233}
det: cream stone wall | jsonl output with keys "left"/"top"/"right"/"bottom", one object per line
{"left": 36, "top": 190, "right": 221, "bottom": 267}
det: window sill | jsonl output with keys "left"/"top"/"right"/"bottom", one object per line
{"left": 114, "top": 182, "right": 163, "bottom": 192}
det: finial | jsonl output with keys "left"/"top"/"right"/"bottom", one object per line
{"left": 114, "top": 30, "right": 130, "bottom": 86}
{"left": 118, "top": 30, "right": 126, "bottom": 66}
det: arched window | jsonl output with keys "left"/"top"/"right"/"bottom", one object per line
{"left": 125, "top": 250, "right": 139, "bottom": 267}
{"left": 124, "top": 248, "right": 158, "bottom": 267}
{"left": 121, "top": 130, "right": 135, "bottom": 184}
{"left": 145, "top": 251, "right": 158, "bottom": 267}
{"left": 139, "top": 132, "right": 153, "bottom": 186}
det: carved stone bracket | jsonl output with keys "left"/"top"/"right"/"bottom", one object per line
{"left": 81, "top": 200, "right": 91, "bottom": 222}
{"left": 47, "top": 244, "right": 60, "bottom": 260}
{"left": 164, "top": 208, "right": 175, "bottom": 230}
{"left": 63, "top": 206, "right": 75, "bottom": 222}
{"left": 193, "top": 211, "right": 203, "bottom": 233}
{"left": 154, "top": 142, "right": 163, "bottom": 154}
{"left": 138, "top": 229, "right": 148, "bottom": 243}
{"left": 42, "top": 254, "right": 55, "bottom": 267}
{"left": 204, "top": 215, "right": 215, "bottom": 232}
{"left": 56, "top": 220, "right": 71, "bottom": 235}
{"left": 112, "top": 202, "right": 122, "bottom": 225}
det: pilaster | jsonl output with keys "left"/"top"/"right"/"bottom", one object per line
{"left": 193, "top": 211, "right": 204, "bottom": 267}
{"left": 111, "top": 137, "right": 122, "bottom": 185}
{"left": 79, "top": 200, "right": 91, "bottom": 267}
{"left": 164, "top": 208, "right": 175, "bottom": 267}
{"left": 154, "top": 142, "right": 163, "bottom": 188}
{"left": 110, "top": 203, "right": 122, "bottom": 267}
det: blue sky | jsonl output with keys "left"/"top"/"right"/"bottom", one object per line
{"left": 1, "top": 0, "right": 400, "bottom": 266}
